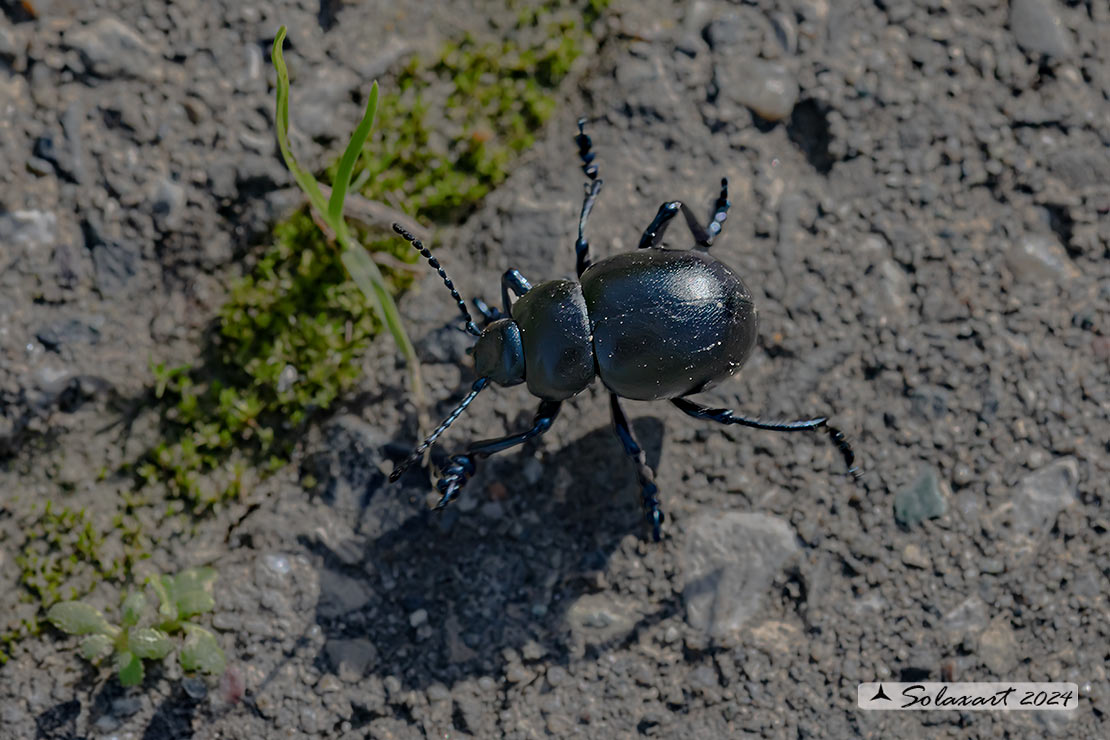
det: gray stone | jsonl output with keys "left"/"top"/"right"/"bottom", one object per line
{"left": 894, "top": 467, "right": 948, "bottom": 527}
{"left": 479, "top": 500, "right": 504, "bottom": 519}
{"left": 717, "top": 59, "right": 798, "bottom": 122}
{"left": 90, "top": 238, "right": 139, "bottom": 293}
{"left": 64, "top": 17, "right": 161, "bottom": 80}
{"left": 505, "top": 664, "right": 535, "bottom": 684}
{"left": 150, "top": 177, "right": 186, "bottom": 232}
{"left": 35, "top": 318, "right": 101, "bottom": 351}
{"left": 703, "top": 12, "right": 763, "bottom": 51}
{"left": 0, "top": 24, "right": 23, "bottom": 65}
{"left": 326, "top": 638, "right": 378, "bottom": 681}
{"left": 901, "top": 543, "right": 930, "bottom": 569}
{"left": 681, "top": 512, "right": 799, "bottom": 637}
{"left": 0, "top": 210, "right": 57, "bottom": 252}
{"left": 182, "top": 677, "right": 207, "bottom": 700}
{"left": 564, "top": 592, "right": 642, "bottom": 645}
{"left": 111, "top": 697, "right": 142, "bottom": 717}
{"left": 58, "top": 101, "right": 90, "bottom": 184}
{"left": 1010, "top": 0, "right": 1074, "bottom": 58}
{"left": 316, "top": 568, "right": 374, "bottom": 618}
{"left": 1046, "top": 148, "right": 1110, "bottom": 190}
{"left": 978, "top": 617, "right": 1019, "bottom": 674}
{"left": 988, "top": 457, "right": 1078, "bottom": 542}
{"left": 1007, "top": 233, "right": 1079, "bottom": 283}
{"left": 943, "top": 596, "right": 989, "bottom": 642}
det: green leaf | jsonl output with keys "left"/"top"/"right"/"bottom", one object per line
{"left": 46, "top": 602, "right": 115, "bottom": 636}
{"left": 175, "top": 590, "right": 215, "bottom": 620}
{"left": 128, "top": 628, "right": 173, "bottom": 660}
{"left": 121, "top": 591, "right": 145, "bottom": 627}
{"left": 116, "top": 651, "right": 143, "bottom": 686}
{"left": 170, "top": 567, "right": 218, "bottom": 595}
{"left": 79, "top": 634, "right": 114, "bottom": 662}
{"left": 179, "top": 624, "right": 226, "bottom": 675}
{"left": 271, "top": 27, "right": 329, "bottom": 217}
{"left": 328, "top": 81, "right": 379, "bottom": 223}
{"left": 163, "top": 567, "right": 218, "bottom": 619}
{"left": 149, "top": 575, "right": 177, "bottom": 622}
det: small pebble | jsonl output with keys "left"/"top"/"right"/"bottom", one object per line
{"left": 546, "top": 665, "right": 568, "bottom": 686}
{"left": 426, "top": 684, "right": 451, "bottom": 703}
{"left": 480, "top": 500, "right": 505, "bottom": 519}
{"left": 1010, "top": 0, "right": 1074, "bottom": 58}
{"left": 980, "top": 558, "right": 1005, "bottom": 575}
{"left": 182, "top": 677, "right": 207, "bottom": 701}
{"left": 505, "top": 664, "right": 534, "bottom": 684}
{"left": 901, "top": 543, "right": 930, "bottom": 569}
{"left": 720, "top": 58, "right": 798, "bottom": 121}
{"left": 894, "top": 468, "right": 948, "bottom": 526}
{"left": 522, "top": 640, "right": 546, "bottom": 661}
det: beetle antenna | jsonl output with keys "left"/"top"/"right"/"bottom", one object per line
{"left": 392, "top": 224, "right": 481, "bottom": 337}
{"left": 389, "top": 377, "right": 490, "bottom": 481}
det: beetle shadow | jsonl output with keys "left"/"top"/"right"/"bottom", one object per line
{"left": 304, "top": 415, "right": 671, "bottom": 693}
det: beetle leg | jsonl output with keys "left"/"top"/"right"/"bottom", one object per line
{"left": 638, "top": 201, "right": 681, "bottom": 249}
{"left": 639, "top": 200, "right": 713, "bottom": 248}
{"left": 472, "top": 297, "right": 503, "bottom": 325}
{"left": 638, "top": 178, "right": 731, "bottom": 249}
{"left": 575, "top": 118, "right": 603, "bottom": 277}
{"left": 610, "top": 394, "right": 665, "bottom": 542}
{"left": 435, "top": 400, "right": 562, "bottom": 509}
{"left": 671, "top": 397, "right": 860, "bottom": 478}
{"left": 500, "top": 269, "right": 532, "bottom": 313}
{"left": 576, "top": 180, "right": 603, "bottom": 276}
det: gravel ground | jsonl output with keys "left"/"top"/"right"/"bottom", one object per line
{"left": 1, "top": 0, "right": 1107, "bottom": 738}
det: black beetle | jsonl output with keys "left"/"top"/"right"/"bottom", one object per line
{"left": 390, "top": 119, "right": 858, "bottom": 540}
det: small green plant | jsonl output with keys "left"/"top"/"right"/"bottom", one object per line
{"left": 46, "top": 567, "right": 226, "bottom": 687}
{"left": 271, "top": 26, "right": 424, "bottom": 408}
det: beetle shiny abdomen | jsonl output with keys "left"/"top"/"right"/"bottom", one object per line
{"left": 581, "top": 249, "right": 757, "bottom": 401}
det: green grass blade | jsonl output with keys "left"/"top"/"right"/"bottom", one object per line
{"left": 339, "top": 248, "right": 387, "bottom": 319}
{"left": 329, "top": 81, "right": 379, "bottom": 224}
{"left": 272, "top": 27, "right": 329, "bottom": 216}
{"left": 271, "top": 24, "right": 426, "bottom": 417}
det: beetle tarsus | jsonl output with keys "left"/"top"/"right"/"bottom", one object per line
{"left": 705, "top": 177, "right": 730, "bottom": 244}
{"left": 435, "top": 454, "right": 475, "bottom": 508}
{"left": 821, "top": 423, "right": 860, "bottom": 478}
{"left": 472, "top": 297, "right": 503, "bottom": 325}
{"left": 429, "top": 402, "right": 562, "bottom": 511}
{"left": 575, "top": 117, "right": 599, "bottom": 181}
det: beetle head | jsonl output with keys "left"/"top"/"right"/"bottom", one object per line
{"left": 473, "top": 318, "right": 525, "bottom": 386}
